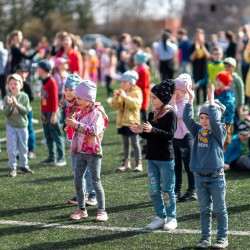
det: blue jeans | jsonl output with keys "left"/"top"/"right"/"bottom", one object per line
{"left": 147, "top": 159, "right": 176, "bottom": 219}
{"left": 71, "top": 153, "right": 95, "bottom": 195}
{"left": 27, "top": 109, "right": 36, "bottom": 151}
{"left": 74, "top": 153, "right": 105, "bottom": 210}
{"left": 195, "top": 175, "right": 228, "bottom": 240}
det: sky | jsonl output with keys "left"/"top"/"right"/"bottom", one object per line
{"left": 91, "top": 0, "right": 186, "bottom": 24}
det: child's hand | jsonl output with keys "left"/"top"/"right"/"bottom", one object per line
{"left": 207, "top": 84, "right": 215, "bottom": 104}
{"left": 142, "top": 121, "right": 152, "bottom": 133}
{"left": 50, "top": 113, "right": 57, "bottom": 125}
{"left": 224, "top": 164, "right": 230, "bottom": 171}
{"left": 113, "top": 89, "right": 120, "bottom": 97}
{"left": 119, "top": 89, "right": 126, "bottom": 98}
{"left": 64, "top": 126, "right": 68, "bottom": 133}
{"left": 186, "top": 83, "right": 195, "bottom": 104}
{"left": 6, "top": 96, "right": 13, "bottom": 105}
{"left": 12, "top": 96, "right": 18, "bottom": 106}
{"left": 129, "top": 124, "right": 143, "bottom": 133}
{"left": 192, "top": 83, "right": 199, "bottom": 90}
{"left": 65, "top": 117, "right": 78, "bottom": 128}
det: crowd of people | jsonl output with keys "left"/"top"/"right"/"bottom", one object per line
{"left": 0, "top": 25, "right": 250, "bottom": 249}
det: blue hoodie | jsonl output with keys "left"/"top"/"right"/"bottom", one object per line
{"left": 183, "top": 103, "right": 226, "bottom": 173}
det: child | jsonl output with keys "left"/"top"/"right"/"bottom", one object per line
{"left": 130, "top": 79, "right": 178, "bottom": 231}
{"left": 224, "top": 57, "right": 245, "bottom": 133}
{"left": 65, "top": 80, "right": 109, "bottom": 222}
{"left": 134, "top": 51, "right": 151, "bottom": 123}
{"left": 183, "top": 84, "right": 228, "bottom": 249}
{"left": 171, "top": 73, "right": 196, "bottom": 202}
{"left": 88, "top": 49, "right": 99, "bottom": 84}
{"left": 215, "top": 71, "right": 235, "bottom": 150}
{"left": 110, "top": 70, "right": 143, "bottom": 172}
{"left": 3, "top": 73, "right": 34, "bottom": 177}
{"left": 16, "top": 63, "right": 36, "bottom": 159}
{"left": 37, "top": 59, "right": 66, "bottom": 166}
{"left": 63, "top": 74, "right": 97, "bottom": 206}
{"left": 224, "top": 121, "right": 250, "bottom": 171}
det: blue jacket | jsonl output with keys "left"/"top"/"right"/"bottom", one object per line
{"left": 224, "top": 135, "right": 250, "bottom": 164}
{"left": 183, "top": 103, "right": 226, "bottom": 173}
{"left": 215, "top": 89, "right": 235, "bottom": 124}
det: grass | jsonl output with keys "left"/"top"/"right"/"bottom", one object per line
{"left": 0, "top": 83, "right": 249, "bottom": 250}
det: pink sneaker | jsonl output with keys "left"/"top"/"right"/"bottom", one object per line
{"left": 70, "top": 208, "right": 88, "bottom": 220}
{"left": 95, "top": 210, "right": 108, "bottom": 222}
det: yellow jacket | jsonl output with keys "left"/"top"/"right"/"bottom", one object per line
{"left": 110, "top": 85, "right": 142, "bottom": 128}
{"left": 244, "top": 43, "right": 250, "bottom": 97}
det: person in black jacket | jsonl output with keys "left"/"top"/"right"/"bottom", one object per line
{"left": 130, "top": 79, "right": 177, "bottom": 231}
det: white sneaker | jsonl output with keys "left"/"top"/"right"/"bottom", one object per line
{"left": 133, "top": 164, "right": 143, "bottom": 172}
{"left": 146, "top": 216, "right": 165, "bottom": 230}
{"left": 163, "top": 218, "right": 177, "bottom": 231}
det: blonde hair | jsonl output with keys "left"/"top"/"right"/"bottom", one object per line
{"left": 7, "top": 30, "right": 22, "bottom": 49}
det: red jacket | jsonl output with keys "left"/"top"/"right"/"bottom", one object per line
{"left": 56, "top": 48, "right": 83, "bottom": 78}
{"left": 40, "top": 77, "right": 58, "bottom": 113}
{"left": 136, "top": 64, "right": 151, "bottom": 110}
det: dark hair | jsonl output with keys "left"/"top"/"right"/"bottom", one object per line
{"left": 225, "top": 30, "right": 236, "bottom": 43}
{"left": 162, "top": 32, "right": 171, "bottom": 51}
{"left": 132, "top": 36, "right": 143, "bottom": 48}
{"left": 178, "top": 28, "right": 187, "bottom": 36}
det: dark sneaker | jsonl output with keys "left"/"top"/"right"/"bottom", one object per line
{"left": 20, "top": 167, "right": 34, "bottom": 174}
{"left": 86, "top": 194, "right": 97, "bottom": 206}
{"left": 179, "top": 190, "right": 197, "bottom": 202}
{"left": 55, "top": 158, "right": 66, "bottom": 167}
{"left": 40, "top": 158, "right": 55, "bottom": 165}
{"left": 175, "top": 191, "right": 182, "bottom": 200}
{"left": 68, "top": 196, "right": 77, "bottom": 204}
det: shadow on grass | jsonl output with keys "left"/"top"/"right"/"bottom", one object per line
{"left": 22, "top": 175, "right": 73, "bottom": 184}
{"left": 127, "top": 173, "right": 147, "bottom": 179}
{"left": 225, "top": 170, "right": 250, "bottom": 180}
{"left": 0, "top": 204, "right": 69, "bottom": 218}
{"left": 21, "top": 230, "right": 146, "bottom": 250}
{"left": 107, "top": 201, "right": 151, "bottom": 214}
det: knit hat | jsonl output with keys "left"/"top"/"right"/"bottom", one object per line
{"left": 54, "top": 57, "right": 68, "bottom": 68}
{"left": 16, "top": 63, "right": 29, "bottom": 72}
{"left": 216, "top": 71, "right": 233, "bottom": 86}
{"left": 151, "top": 79, "right": 175, "bottom": 105}
{"left": 238, "top": 121, "right": 250, "bottom": 135}
{"left": 175, "top": 73, "right": 192, "bottom": 91}
{"left": 37, "top": 59, "right": 52, "bottom": 72}
{"left": 64, "top": 74, "right": 82, "bottom": 89}
{"left": 134, "top": 52, "right": 148, "bottom": 65}
{"left": 121, "top": 70, "right": 139, "bottom": 85}
{"left": 7, "top": 73, "right": 23, "bottom": 86}
{"left": 75, "top": 80, "right": 96, "bottom": 103}
{"left": 223, "top": 57, "right": 237, "bottom": 68}
{"left": 199, "top": 99, "right": 226, "bottom": 117}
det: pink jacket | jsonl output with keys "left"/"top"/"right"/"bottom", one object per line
{"left": 70, "top": 103, "right": 108, "bottom": 156}
{"left": 172, "top": 95, "right": 190, "bottom": 139}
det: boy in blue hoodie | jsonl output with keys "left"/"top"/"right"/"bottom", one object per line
{"left": 183, "top": 84, "right": 228, "bottom": 249}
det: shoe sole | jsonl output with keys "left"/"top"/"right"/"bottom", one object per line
{"left": 68, "top": 201, "right": 78, "bottom": 204}
{"left": 70, "top": 214, "right": 88, "bottom": 220}
{"left": 95, "top": 217, "right": 108, "bottom": 222}
{"left": 86, "top": 202, "right": 97, "bottom": 206}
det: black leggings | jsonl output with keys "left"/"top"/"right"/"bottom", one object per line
{"left": 105, "top": 75, "right": 113, "bottom": 97}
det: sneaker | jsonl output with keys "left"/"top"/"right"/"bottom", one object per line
{"left": 55, "top": 158, "right": 67, "bottom": 167}
{"left": 86, "top": 194, "right": 97, "bottom": 206}
{"left": 28, "top": 151, "right": 36, "bottom": 160}
{"left": 133, "top": 161, "right": 143, "bottom": 172}
{"left": 70, "top": 208, "right": 88, "bottom": 220}
{"left": 20, "top": 167, "right": 34, "bottom": 174}
{"left": 175, "top": 191, "right": 182, "bottom": 200}
{"left": 196, "top": 239, "right": 211, "bottom": 248}
{"left": 213, "top": 238, "right": 228, "bottom": 249}
{"left": 146, "top": 216, "right": 165, "bottom": 230}
{"left": 68, "top": 196, "right": 77, "bottom": 204}
{"left": 95, "top": 210, "right": 108, "bottom": 222}
{"left": 116, "top": 160, "right": 131, "bottom": 172}
{"left": 40, "top": 158, "right": 55, "bottom": 165}
{"left": 179, "top": 190, "right": 197, "bottom": 202}
{"left": 9, "top": 170, "right": 17, "bottom": 177}
{"left": 163, "top": 218, "right": 177, "bottom": 231}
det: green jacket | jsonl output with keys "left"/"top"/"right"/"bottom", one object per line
{"left": 3, "top": 92, "right": 30, "bottom": 128}
{"left": 230, "top": 72, "right": 245, "bottom": 109}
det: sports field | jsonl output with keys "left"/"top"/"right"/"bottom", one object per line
{"left": 0, "top": 84, "right": 249, "bottom": 250}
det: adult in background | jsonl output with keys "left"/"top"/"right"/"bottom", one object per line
{"left": 56, "top": 33, "right": 83, "bottom": 78}
{"left": 155, "top": 31, "right": 178, "bottom": 81}
{"left": 0, "top": 41, "right": 8, "bottom": 98}
{"left": 190, "top": 28, "right": 210, "bottom": 107}
{"left": 225, "top": 30, "right": 237, "bottom": 59}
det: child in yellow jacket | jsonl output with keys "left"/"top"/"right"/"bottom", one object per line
{"left": 110, "top": 70, "right": 143, "bottom": 172}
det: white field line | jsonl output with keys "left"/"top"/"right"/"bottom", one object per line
{"left": 0, "top": 220, "right": 249, "bottom": 236}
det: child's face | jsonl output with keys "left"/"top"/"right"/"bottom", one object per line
{"left": 150, "top": 92, "right": 164, "bottom": 109}
{"left": 239, "top": 133, "right": 249, "bottom": 143}
{"left": 75, "top": 96, "right": 92, "bottom": 109}
{"left": 199, "top": 114, "right": 210, "bottom": 129}
{"left": 58, "top": 63, "right": 68, "bottom": 71}
{"left": 8, "top": 79, "right": 22, "bottom": 95}
{"left": 216, "top": 79, "right": 225, "bottom": 90}
{"left": 224, "top": 64, "right": 235, "bottom": 74}
{"left": 175, "top": 88, "right": 186, "bottom": 99}
{"left": 121, "top": 80, "right": 132, "bottom": 92}
{"left": 64, "top": 87, "right": 75, "bottom": 102}
{"left": 16, "top": 70, "right": 29, "bottom": 81}
{"left": 211, "top": 50, "right": 223, "bottom": 61}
